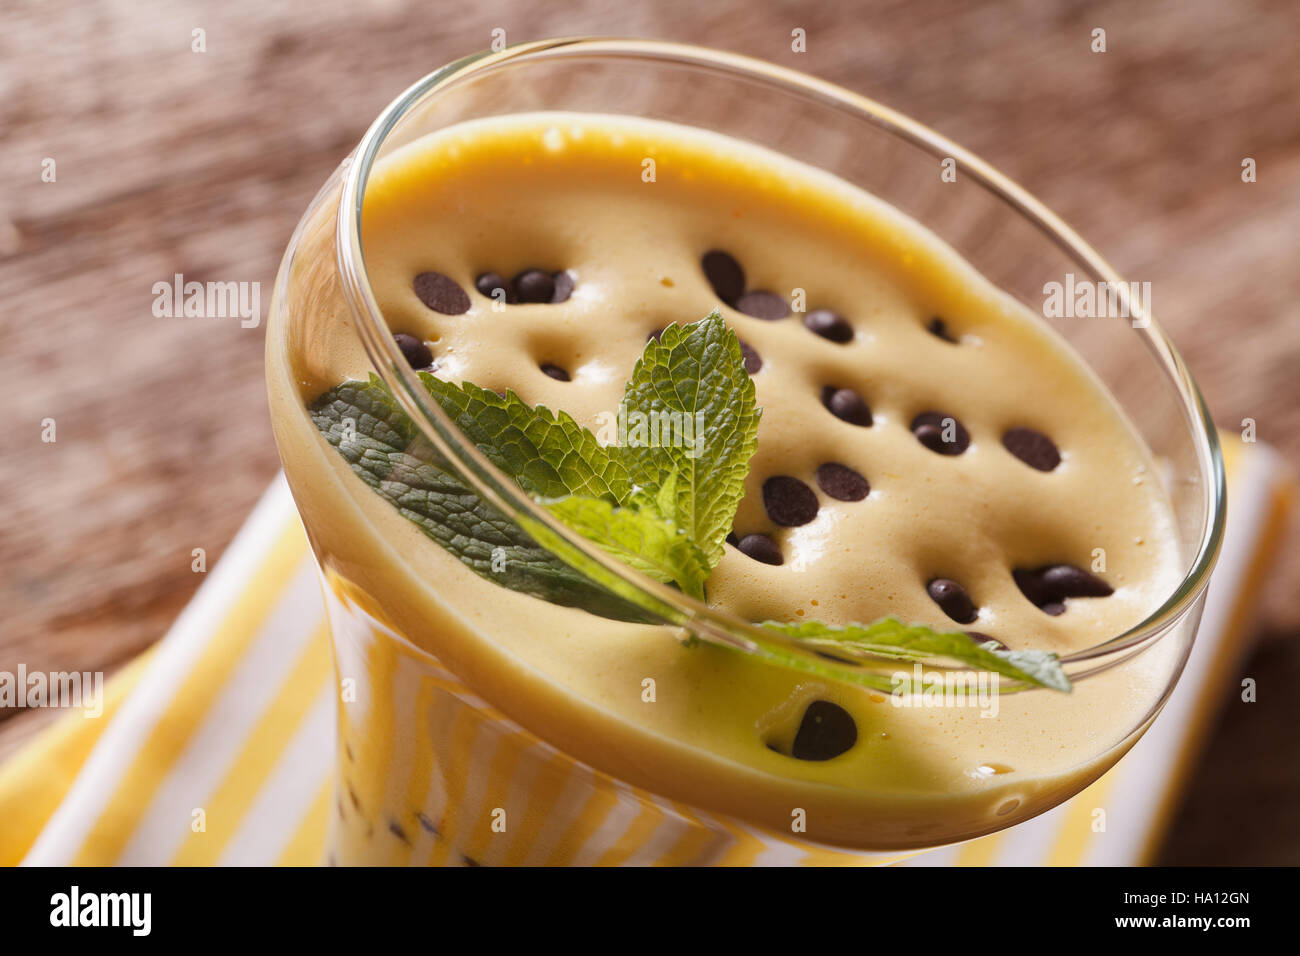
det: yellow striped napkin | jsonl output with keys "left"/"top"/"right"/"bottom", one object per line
{"left": 1, "top": 435, "right": 1290, "bottom": 866}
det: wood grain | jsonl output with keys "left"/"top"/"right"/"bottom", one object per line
{"left": 1, "top": 0, "right": 1296, "bottom": 863}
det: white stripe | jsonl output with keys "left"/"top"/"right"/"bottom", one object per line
{"left": 734, "top": 821, "right": 800, "bottom": 867}
{"left": 22, "top": 476, "right": 301, "bottom": 865}
{"left": 619, "top": 793, "right": 688, "bottom": 867}
{"left": 217, "top": 686, "right": 335, "bottom": 865}
{"left": 567, "top": 779, "right": 643, "bottom": 866}
{"left": 114, "top": 557, "right": 324, "bottom": 864}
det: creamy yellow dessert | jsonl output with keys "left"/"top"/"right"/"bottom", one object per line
{"left": 267, "top": 113, "right": 1183, "bottom": 853}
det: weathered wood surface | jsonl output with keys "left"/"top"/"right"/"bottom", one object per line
{"left": 1, "top": 0, "right": 1297, "bottom": 862}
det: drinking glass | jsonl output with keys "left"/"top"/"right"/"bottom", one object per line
{"left": 266, "top": 38, "right": 1224, "bottom": 865}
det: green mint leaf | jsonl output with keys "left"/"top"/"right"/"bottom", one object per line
{"left": 618, "top": 311, "right": 759, "bottom": 568}
{"left": 417, "top": 372, "right": 629, "bottom": 503}
{"left": 309, "top": 375, "right": 659, "bottom": 624}
{"left": 759, "top": 618, "right": 1071, "bottom": 692}
{"left": 416, "top": 371, "right": 713, "bottom": 601}
{"left": 542, "top": 496, "right": 709, "bottom": 601}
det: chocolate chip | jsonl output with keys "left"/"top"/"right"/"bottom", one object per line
{"left": 1003, "top": 427, "right": 1060, "bottom": 472}
{"left": 512, "top": 268, "right": 555, "bottom": 304}
{"left": 913, "top": 423, "right": 944, "bottom": 451}
{"left": 393, "top": 333, "right": 432, "bottom": 369}
{"left": 540, "top": 363, "right": 570, "bottom": 381}
{"left": 735, "top": 290, "right": 790, "bottom": 320}
{"left": 804, "top": 309, "right": 854, "bottom": 343}
{"left": 739, "top": 339, "right": 763, "bottom": 374}
{"left": 474, "top": 271, "right": 510, "bottom": 301}
{"left": 821, "top": 386, "right": 873, "bottom": 427}
{"left": 927, "top": 317, "right": 957, "bottom": 342}
{"left": 737, "top": 533, "right": 783, "bottom": 566}
{"left": 763, "top": 475, "right": 819, "bottom": 526}
{"left": 927, "top": 578, "right": 978, "bottom": 624}
{"left": 701, "top": 250, "right": 745, "bottom": 303}
{"left": 792, "top": 700, "right": 857, "bottom": 761}
{"left": 966, "top": 631, "right": 1008, "bottom": 651}
{"left": 1014, "top": 564, "right": 1113, "bottom": 614}
{"left": 911, "top": 411, "right": 970, "bottom": 455}
{"left": 1041, "top": 564, "right": 1113, "bottom": 597}
{"left": 815, "top": 463, "right": 870, "bottom": 501}
{"left": 551, "top": 270, "right": 575, "bottom": 303}
{"left": 413, "top": 271, "right": 470, "bottom": 315}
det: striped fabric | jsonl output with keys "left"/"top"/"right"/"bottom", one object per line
{"left": 1, "top": 435, "right": 1290, "bottom": 866}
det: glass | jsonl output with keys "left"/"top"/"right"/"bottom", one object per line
{"left": 266, "top": 38, "right": 1224, "bottom": 864}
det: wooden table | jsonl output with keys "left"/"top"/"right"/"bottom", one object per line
{"left": 2, "top": 0, "right": 1297, "bottom": 863}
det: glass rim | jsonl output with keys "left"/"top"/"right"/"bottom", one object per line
{"left": 332, "top": 36, "right": 1226, "bottom": 681}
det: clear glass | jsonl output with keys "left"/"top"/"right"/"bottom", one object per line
{"left": 267, "top": 39, "right": 1224, "bottom": 864}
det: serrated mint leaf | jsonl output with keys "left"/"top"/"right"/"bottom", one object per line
{"left": 309, "top": 376, "right": 658, "bottom": 624}
{"left": 542, "top": 496, "right": 709, "bottom": 601}
{"left": 618, "top": 311, "right": 759, "bottom": 568}
{"left": 760, "top": 618, "right": 1071, "bottom": 692}
{"left": 418, "top": 372, "right": 629, "bottom": 503}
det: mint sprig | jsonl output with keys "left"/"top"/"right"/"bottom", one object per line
{"left": 310, "top": 312, "right": 1071, "bottom": 692}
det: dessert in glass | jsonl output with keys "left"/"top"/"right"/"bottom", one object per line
{"left": 265, "top": 39, "right": 1224, "bottom": 865}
